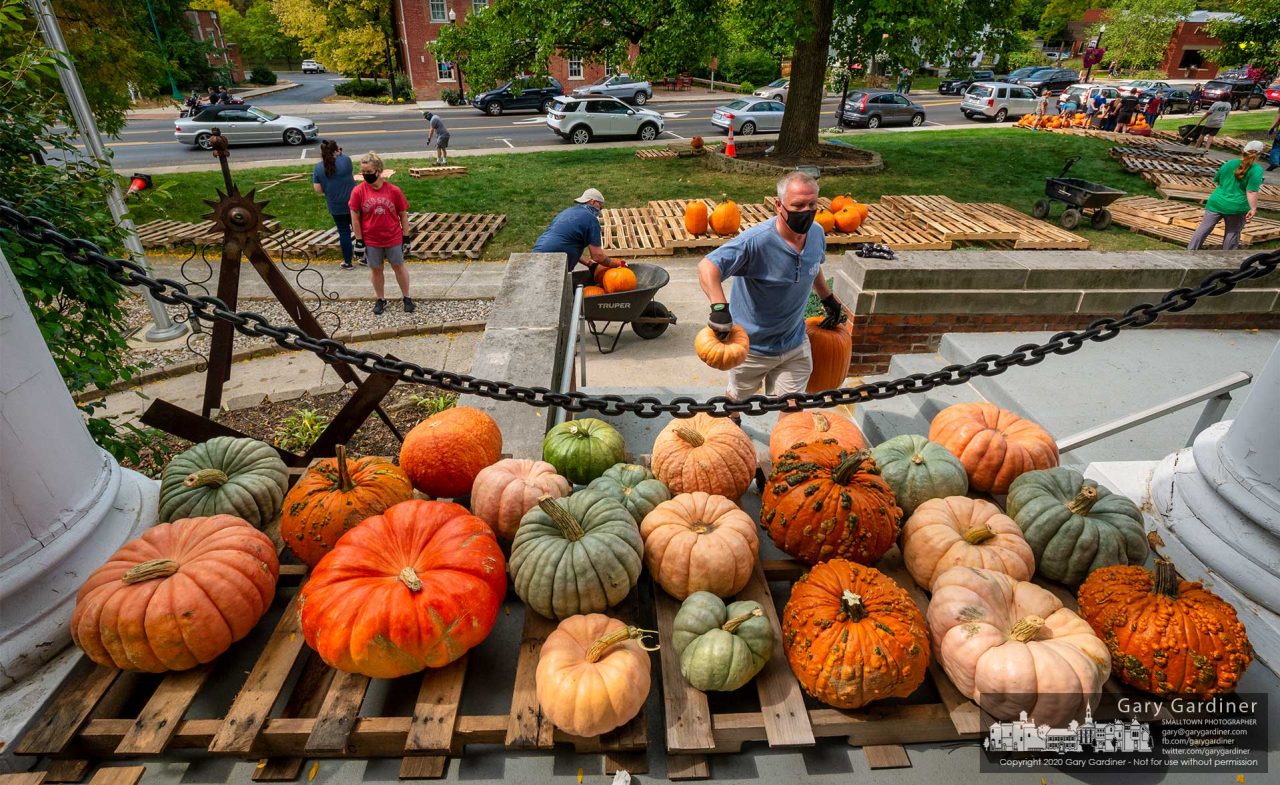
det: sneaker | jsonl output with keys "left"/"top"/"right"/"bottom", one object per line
{"left": 373, "top": 299, "right": 386, "bottom": 315}
{"left": 403, "top": 296, "right": 416, "bottom": 313}
{"left": 358, "top": 258, "right": 368, "bottom": 267}
{"left": 340, "top": 261, "right": 353, "bottom": 269}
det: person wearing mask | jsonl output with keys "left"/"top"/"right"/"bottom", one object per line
{"left": 1194, "top": 97, "right": 1232, "bottom": 150}
{"left": 312, "top": 140, "right": 358, "bottom": 269}
{"left": 698, "top": 171, "right": 843, "bottom": 421}
{"left": 423, "top": 111, "right": 451, "bottom": 166}
{"left": 532, "top": 188, "right": 621, "bottom": 275}
{"left": 1187, "top": 140, "right": 1267, "bottom": 251}
{"left": 1115, "top": 88, "right": 1140, "bottom": 134}
{"left": 349, "top": 152, "right": 414, "bottom": 314}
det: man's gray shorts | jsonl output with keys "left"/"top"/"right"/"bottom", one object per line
{"left": 366, "top": 244, "right": 405, "bottom": 268}
{"left": 436, "top": 135, "right": 450, "bottom": 150}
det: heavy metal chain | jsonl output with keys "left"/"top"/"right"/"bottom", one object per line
{"left": 2, "top": 200, "right": 1277, "bottom": 419}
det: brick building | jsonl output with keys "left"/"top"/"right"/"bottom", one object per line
{"left": 183, "top": 9, "right": 244, "bottom": 83}
{"left": 1161, "top": 11, "right": 1236, "bottom": 80}
{"left": 394, "top": 0, "right": 625, "bottom": 100}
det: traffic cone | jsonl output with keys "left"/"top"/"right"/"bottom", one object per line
{"left": 725, "top": 126, "right": 736, "bottom": 158}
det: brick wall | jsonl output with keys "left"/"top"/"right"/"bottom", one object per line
{"left": 1162, "top": 21, "right": 1222, "bottom": 80}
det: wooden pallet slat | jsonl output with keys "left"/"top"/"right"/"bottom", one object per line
{"left": 303, "top": 670, "right": 371, "bottom": 753}
{"left": 504, "top": 609, "right": 556, "bottom": 749}
{"left": 84, "top": 767, "right": 145, "bottom": 785}
{"left": 654, "top": 591, "right": 715, "bottom": 753}
{"left": 737, "top": 561, "right": 815, "bottom": 749}
{"left": 408, "top": 166, "right": 468, "bottom": 178}
{"left": 253, "top": 652, "right": 335, "bottom": 782}
{"left": 15, "top": 663, "right": 120, "bottom": 756}
{"left": 113, "top": 665, "right": 211, "bottom": 755}
{"left": 404, "top": 656, "right": 468, "bottom": 754}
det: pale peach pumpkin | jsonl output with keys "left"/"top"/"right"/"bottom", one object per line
{"left": 652, "top": 413, "right": 757, "bottom": 499}
{"left": 535, "top": 614, "right": 655, "bottom": 737}
{"left": 768, "top": 410, "right": 865, "bottom": 463}
{"left": 470, "top": 459, "right": 572, "bottom": 541}
{"left": 640, "top": 491, "right": 758, "bottom": 599}
{"left": 901, "top": 496, "right": 1035, "bottom": 590}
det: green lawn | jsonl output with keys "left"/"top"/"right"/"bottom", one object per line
{"left": 129, "top": 127, "right": 1273, "bottom": 260}
{"left": 1155, "top": 107, "right": 1279, "bottom": 138}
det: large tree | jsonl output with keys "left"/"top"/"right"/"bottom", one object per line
{"left": 194, "top": 0, "right": 301, "bottom": 69}
{"left": 272, "top": 0, "right": 391, "bottom": 77}
{"left": 1207, "top": 0, "right": 1280, "bottom": 72}
{"left": 1086, "top": 0, "right": 1195, "bottom": 70}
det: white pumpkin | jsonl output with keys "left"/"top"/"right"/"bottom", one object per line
{"left": 901, "top": 497, "right": 1035, "bottom": 590}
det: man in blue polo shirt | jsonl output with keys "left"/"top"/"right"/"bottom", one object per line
{"left": 699, "top": 171, "right": 842, "bottom": 409}
{"left": 533, "top": 188, "right": 619, "bottom": 273}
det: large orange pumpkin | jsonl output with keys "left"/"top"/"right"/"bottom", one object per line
{"left": 829, "top": 194, "right": 855, "bottom": 213}
{"left": 684, "top": 201, "right": 709, "bottom": 235}
{"left": 928, "top": 402, "right": 1058, "bottom": 494}
{"left": 804, "top": 312, "right": 853, "bottom": 392}
{"left": 299, "top": 500, "right": 506, "bottom": 678}
{"left": 768, "top": 410, "right": 865, "bottom": 463}
{"left": 762, "top": 439, "right": 900, "bottom": 565}
{"left": 399, "top": 406, "right": 503, "bottom": 498}
{"left": 470, "top": 458, "right": 572, "bottom": 541}
{"left": 639, "top": 491, "right": 759, "bottom": 599}
{"left": 583, "top": 285, "right": 606, "bottom": 297}
{"left": 709, "top": 200, "right": 741, "bottom": 235}
{"left": 280, "top": 445, "right": 414, "bottom": 567}
{"left": 535, "top": 614, "right": 655, "bottom": 737}
{"left": 815, "top": 209, "right": 836, "bottom": 234}
{"left": 601, "top": 262, "right": 637, "bottom": 294}
{"left": 834, "top": 203, "right": 868, "bottom": 233}
{"left": 71, "top": 515, "right": 279, "bottom": 672}
{"left": 652, "top": 413, "right": 757, "bottom": 499}
{"left": 782, "top": 558, "right": 929, "bottom": 708}
{"left": 1077, "top": 560, "right": 1253, "bottom": 697}
{"left": 694, "top": 324, "right": 749, "bottom": 370}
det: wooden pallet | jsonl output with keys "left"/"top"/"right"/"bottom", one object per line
{"left": 408, "top": 166, "right": 468, "bottom": 178}
{"left": 880, "top": 195, "right": 1021, "bottom": 242}
{"left": 134, "top": 220, "right": 277, "bottom": 249}
{"left": 406, "top": 212, "right": 507, "bottom": 259}
{"left": 967, "top": 203, "right": 1090, "bottom": 250}
{"left": 858, "top": 205, "right": 951, "bottom": 251}
{"left": 1147, "top": 173, "right": 1280, "bottom": 212}
{"left": 1108, "top": 145, "right": 1206, "bottom": 162}
{"left": 601, "top": 206, "right": 679, "bottom": 256}
{"left": 1116, "top": 155, "right": 1219, "bottom": 177}
{"left": 635, "top": 148, "right": 679, "bottom": 160}
{"left": 1110, "top": 196, "right": 1280, "bottom": 246}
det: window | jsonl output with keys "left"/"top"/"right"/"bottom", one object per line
{"left": 472, "top": 0, "right": 488, "bottom": 8}
{"left": 430, "top": 0, "right": 447, "bottom": 22}
{"left": 437, "top": 59, "right": 455, "bottom": 80}
{"left": 568, "top": 54, "right": 583, "bottom": 80}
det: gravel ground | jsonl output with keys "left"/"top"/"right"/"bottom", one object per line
{"left": 122, "top": 293, "right": 491, "bottom": 369}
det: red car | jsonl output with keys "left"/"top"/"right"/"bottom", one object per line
{"left": 1267, "top": 83, "right": 1280, "bottom": 105}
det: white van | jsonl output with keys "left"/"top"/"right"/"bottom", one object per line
{"left": 961, "top": 82, "right": 1039, "bottom": 122}
{"left": 1059, "top": 84, "right": 1119, "bottom": 110}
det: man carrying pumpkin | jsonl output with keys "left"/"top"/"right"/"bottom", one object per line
{"left": 698, "top": 171, "right": 842, "bottom": 417}
{"left": 533, "top": 188, "right": 621, "bottom": 276}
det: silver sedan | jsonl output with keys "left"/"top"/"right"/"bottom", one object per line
{"left": 710, "top": 98, "right": 786, "bottom": 135}
{"left": 174, "top": 105, "right": 318, "bottom": 150}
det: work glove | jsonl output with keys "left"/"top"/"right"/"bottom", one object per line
{"left": 707, "top": 304, "right": 733, "bottom": 336}
{"left": 353, "top": 239, "right": 366, "bottom": 260}
{"left": 820, "top": 294, "right": 844, "bottom": 322}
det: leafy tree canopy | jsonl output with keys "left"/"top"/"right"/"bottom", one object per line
{"left": 1207, "top": 0, "right": 1280, "bottom": 71}
{"left": 272, "top": 0, "right": 390, "bottom": 77}
{"left": 1086, "top": 0, "right": 1195, "bottom": 70}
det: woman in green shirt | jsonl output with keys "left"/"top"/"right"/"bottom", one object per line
{"left": 1187, "top": 140, "right": 1267, "bottom": 251}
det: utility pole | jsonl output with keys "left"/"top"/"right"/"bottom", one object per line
{"left": 30, "top": 0, "right": 186, "bottom": 341}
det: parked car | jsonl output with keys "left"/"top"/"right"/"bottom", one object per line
{"left": 546, "top": 96, "right": 664, "bottom": 144}
{"left": 1058, "top": 83, "right": 1119, "bottom": 110}
{"left": 1220, "top": 66, "right": 1254, "bottom": 81}
{"left": 835, "top": 90, "right": 927, "bottom": 128}
{"left": 1000, "top": 66, "right": 1054, "bottom": 83}
{"left": 960, "top": 82, "right": 1038, "bottom": 122}
{"left": 301, "top": 59, "right": 325, "bottom": 74}
{"left": 570, "top": 73, "right": 653, "bottom": 105}
{"left": 938, "top": 69, "right": 995, "bottom": 95}
{"left": 1015, "top": 68, "right": 1080, "bottom": 94}
{"left": 1137, "top": 86, "right": 1193, "bottom": 114}
{"left": 753, "top": 78, "right": 790, "bottom": 102}
{"left": 1198, "top": 79, "right": 1268, "bottom": 110}
{"left": 1267, "top": 83, "right": 1280, "bottom": 105}
{"left": 472, "top": 76, "right": 564, "bottom": 115}
{"left": 175, "top": 105, "right": 316, "bottom": 150}
{"left": 710, "top": 98, "right": 784, "bottom": 134}
{"left": 1122, "top": 79, "right": 1168, "bottom": 91}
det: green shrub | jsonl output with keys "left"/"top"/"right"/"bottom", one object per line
{"left": 739, "top": 81, "right": 756, "bottom": 94}
{"left": 722, "top": 49, "right": 779, "bottom": 87}
{"left": 248, "top": 66, "right": 277, "bottom": 86}
{"left": 276, "top": 408, "right": 329, "bottom": 452}
{"left": 335, "top": 78, "right": 386, "bottom": 97}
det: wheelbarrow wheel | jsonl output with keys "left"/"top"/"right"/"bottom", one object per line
{"left": 1090, "top": 208, "right": 1113, "bottom": 230}
{"left": 1032, "top": 199, "right": 1052, "bottom": 219}
{"left": 1060, "top": 208, "right": 1082, "bottom": 230}
{"left": 632, "top": 301, "right": 673, "bottom": 340}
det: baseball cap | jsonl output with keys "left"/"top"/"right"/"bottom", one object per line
{"left": 1243, "top": 140, "right": 1266, "bottom": 155}
{"left": 574, "top": 188, "right": 605, "bottom": 204}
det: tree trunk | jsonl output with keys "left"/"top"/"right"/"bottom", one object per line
{"left": 775, "top": 0, "right": 834, "bottom": 159}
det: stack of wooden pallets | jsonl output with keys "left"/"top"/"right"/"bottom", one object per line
{"left": 408, "top": 166, "right": 468, "bottom": 178}
{"left": 1109, "top": 195, "right": 1280, "bottom": 246}
{"left": 1146, "top": 172, "right": 1280, "bottom": 212}
{"left": 1114, "top": 155, "right": 1219, "bottom": 177}
{"left": 134, "top": 219, "right": 280, "bottom": 249}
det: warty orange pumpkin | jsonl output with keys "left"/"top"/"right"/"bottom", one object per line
{"left": 694, "top": 324, "right": 749, "bottom": 370}
{"left": 651, "top": 413, "right": 757, "bottom": 499}
{"left": 928, "top": 402, "right": 1058, "bottom": 494}
{"left": 399, "top": 406, "right": 503, "bottom": 498}
{"left": 768, "top": 410, "right": 865, "bottom": 463}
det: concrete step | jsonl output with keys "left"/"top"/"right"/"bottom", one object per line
{"left": 856, "top": 353, "right": 988, "bottom": 444}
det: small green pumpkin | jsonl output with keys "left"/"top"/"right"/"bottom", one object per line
{"left": 542, "top": 418, "right": 626, "bottom": 485}
{"left": 871, "top": 434, "right": 969, "bottom": 517}
{"left": 672, "top": 591, "right": 774, "bottom": 692}
{"left": 587, "top": 463, "right": 671, "bottom": 521}
{"left": 509, "top": 490, "right": 643, "bottom": 619}
{"left": 158, "top": 437, "right": 288, "bottom": 529}
{"left": 1006, "top": 467, "right": 1148, "bottom": 586}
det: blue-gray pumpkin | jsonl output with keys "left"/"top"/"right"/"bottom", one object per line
{"left": 672, "top": 591, "right": 774, "bottom": 691}
{"left": 158, "top": 437, "right": 288, "bottom": 529}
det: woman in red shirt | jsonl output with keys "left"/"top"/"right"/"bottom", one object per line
{"left": 349, "top": 151, "right": 414, "bottom": 314}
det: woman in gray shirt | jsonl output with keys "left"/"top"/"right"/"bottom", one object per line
{"left": 312, "top": 140, "right": 358, "bottom": 268}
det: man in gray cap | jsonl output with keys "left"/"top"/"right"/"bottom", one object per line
{"left": 423, "top": 111, "right": 450, "bottom": 166}
{"left": 533, "top": 188, "right": 621, "bottom": 274}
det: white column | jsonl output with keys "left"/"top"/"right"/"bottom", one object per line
{"left": 0, "top": 248, "right": 157, "bottom": 770}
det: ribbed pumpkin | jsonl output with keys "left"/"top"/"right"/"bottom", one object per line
{"left": 583, "top": 285, "right": 606, "bottom": 297}
{"left": 690, "top": 135, "right": 705, "bottom": 151}
{"left": 673, "top": 591, "right": 774, "bottom": 691}
{"left": 769, "top": 410, "right": 865, "bottom": 463}
{"left": 535, "top": 614, "right": 655, "bottom": 737}
{"left": 1006, "top": 467, "right": 1148, "bottom": 586}
{"left": 280, "top": 445, "right": 414, "bottom": 567}
{"left": 834, "top": 203, "right": 868, "bottom": 233}
{"left": 71, "top": 515, "right": 278, "bottom": 672}
{"left": 829, "top": 194, "right": 854, "bottom": 213}
{"left": 471, "top": 458, "right": 572, "bottom": 541}
{"left": 782, "top": 559, "right": 929, "bottom": 709}
{"left": 815, "top": 209, "right": 836, "bottom": 234}
{"left": 586, "top": 462, "right": 671, "bottom": 522}
{"left": 1077, "top": 560, "right": 1253, "bottom": 697}
{"left": 804, "top": 312, "right": 853, "bottom": 392}
{"left": 601, "top": 262, "right": 637, "bottom": 294}
{"left": 651, "top": 413, "right": 757, "bottom": 499}
{"left": 870, "top": 434, "right": 969, "bottom": 517}
{"left": 684, "top": 201, "right": 709, "bottom": 235}
{"left": 694, "top": 324, "right": 749, "bottom": 370}
{"left": 762, "top": 440, "right": 900, "bottom": 565}
{"left": 299, "top": 500, "right": 505, "bottom": 678}
{"left": 509, "top": 491, "right": 644, "bottom": 619}
{"left": 928, "top": 566, "right": 1110, "bottom": 726}
{"left": 158, "top": 437, "right": 288, "bottom": 529}
{"left": 400, "top": 406, "right": 502, "bottom": 498}
{"left": 928, "top": 402, "right": 1059, "bottom": 494}
{"left": 709, "top": 200, "right": 741, "bottom": 235}
{"left": 542, "top": 418, "right": 626, "bottom": 485}
{"left": 640, "top": 491, "right": 758, "bottom": 599}
{"left": 901, "top": 497, "right": 1035, "bottom": 590}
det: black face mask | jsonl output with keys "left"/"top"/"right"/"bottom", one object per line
{"left": 362, "top": 172, "right": 379, "bottom": 184}
{"left": 783, "top": 206, "right": 816, "bottom": 235}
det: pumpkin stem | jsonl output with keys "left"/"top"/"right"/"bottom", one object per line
{"left": 832, "top": 450, "right": 873, "bottom": 485}
{"left": 675, "top": 426, "right": 705, "bottom": 447}
{"left": 398, "top": 566, "right": 423, "bottom": 592}
{"left": 122, "top": 559, "right": 180, "bottom": 584}
{"left": 1153, "top": 559, "right": 1181, "bottom": 599}
{"left": 910, "top": 453, "right": 925, "bottom": 465}
{"left": 1009, "top": 615, "right": 1046, "bottom": 643}
{"left": 538, "top": 495, "right": 585, "bottom": 542}
{"left": 818, "top": 308, "right": 845, "bottom": 330}
{"left": 813, "top": 414, "right": 829, "bottom": 433}
{"left": 585, "top": 625, "right": 660, "bottom": 662}
{"left": 963, "top": 526, "right": 996, "bottom": 545}
{"left": 335, "top": 444, "right": 354, "bottom": 492}
{"left": 1065, "top": 483, "right": 1100, "bottom": 515}
{"left": 182, "top": 468, "right": 229, "bottom": 489}
{"left": 840, "top": 590, "right": 868, "bottom": 622}
{"left": 722, "top": 608, "right": 763, "bottom": 633}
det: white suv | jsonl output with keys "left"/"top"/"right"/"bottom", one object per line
{"left": 961, "top": 82, "right": 1038, "bottom": 121}
{"left": 1059, "top": 83, "right": 1119, "bottom": 109}
{"left": 546, "top": 96, "right": 665, "bottom": 144}
{"left": 301, "top": 60, "right": 325, "bottom": 74}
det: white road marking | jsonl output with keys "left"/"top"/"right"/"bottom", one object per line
{"left": 663, "top": 131, "right": 685, "bottom": 139}
{"left": 490, "top": 137, "right": 515, "bottom": 148}
{"left": 300, "top": 148, "right": 307, "bottom": 159}
{"left": 348, "top": 115, "right": 376, "bottom": 120}
{"left": 925, "top": 121, "right": 944, "bottom": 126}
{"left": 511, "top": 118, "right": 545, "bottom": 125}
{"left": 662, "top": 111, "right": 690, "bottom": 118}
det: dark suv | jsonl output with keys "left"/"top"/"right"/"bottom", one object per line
{"left": 1015, "top": 68, "right": 1080, "bottom": 94}
{"left": 938, "top": 69, "right": 995, "bottom": 95}
{"left": 471, "top": 76, "right": 564, "bottom": 115}
{"left": 1198, "top": 79, "right": 1268, "bottom": 110}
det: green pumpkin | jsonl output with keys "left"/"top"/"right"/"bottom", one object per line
{"left": 672, "top": 591, "right": 774, "bottom": 692}
{"left": 586, "top": 463, "right": 671, "bottom": 522}
{"left": 509, "top": 489, "right": 643, "bottom": 619}
{"left": 870, "top": 434, "right": 969, "bottom": 517}
{"left": 1006, "top": 467, "right": 1148, "bottom": 586}
{"left": 542, "top": 418, "right": 625, "bottom": 485}
{"left": 158, "top": 436, "right": 288, "bottom": 529}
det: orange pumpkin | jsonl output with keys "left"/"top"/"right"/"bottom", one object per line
{"left": 762, "top": 439, "right": 900, "bottom": 565}
{"left": 299, "top": 500, "right": 506, "bottom": 678}
{"left": 535, "top": 614, "right": 655, "bottom": 736}
{"left": 400, "top": 406, "right": 503, "bottom": 498}
{"left": 690, "top": 135, "right": 705, "bottom": 151}
{"left": 829, "top": 194, "right": 855, "bottom": 213}
{"left": 592, "top": 259, "right": 625, "bottom": 286}
{"left": 769, "top": 410, "right": 865, "bottom": 463}
{"left": 639, "top": 491, "right": 759, "bottom": 599}
{"left": 652, "top": 413, "right": 757, "bottom": 499}
{"left": 684, "top": 201, "right": 709, "bottom": 235}
{"left": 815, "top": 208, "right": 836, "bottom": 233}
{"left": 280, "top": 445, "right": 414, "bottom": 567}
{"left": 71, "top": 515, "right": 279, "bottom": 672}
{"left": 805, "top": 312, "right": 853, "bottom": 392}
{"left": 583, "top": 285, "right": 606, "bottom": 297}
{"left": 601, "top": 262, "right": 638, "bottom": 294}
{"left": 694, "top": 324, "right": 749, "bottom": 370}
{"left": 928, "top": 402, "right": 1058, "bottom": 494}
{"left": 709, "top": 200, "right": 741, "bottom": 235}
{"left": 834, "top": 203, "right": 868, "bottom": 233}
